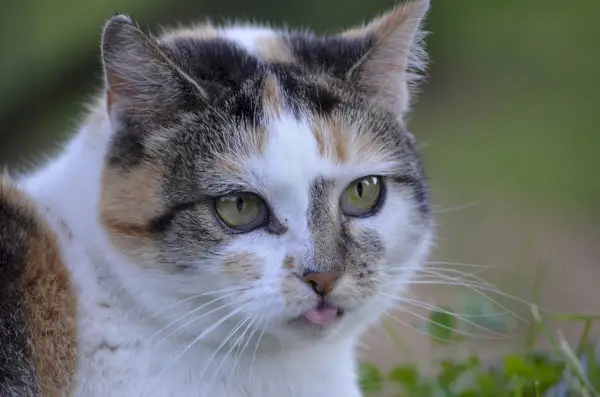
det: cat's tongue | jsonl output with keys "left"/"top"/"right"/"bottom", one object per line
{"left": 303, "top": 305, "right": 338, "bottom": 325}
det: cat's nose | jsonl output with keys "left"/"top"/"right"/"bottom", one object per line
{"left": 301, "top": 270, "right": 342, "bottom": 296}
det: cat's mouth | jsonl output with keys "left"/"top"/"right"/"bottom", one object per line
{"left": 291, "top": 302, "right": 345, "bottom": 326}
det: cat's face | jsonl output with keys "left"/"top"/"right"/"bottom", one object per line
{"left": 99, "top": 0, "right": 433, "bottom": 345}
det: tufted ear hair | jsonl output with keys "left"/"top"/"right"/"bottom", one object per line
{"left": 100, "top": 14, "right": 207, "bottom": 128}
{"left": 341, "top": 0, "right": 430, "bottom": 116}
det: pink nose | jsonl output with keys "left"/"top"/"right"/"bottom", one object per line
{"left": 301, "top": 271, "right": 341, "bottom": 296}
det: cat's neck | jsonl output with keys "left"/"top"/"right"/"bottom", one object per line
{"left": 20, "top": 107, "right": 111, "bottom": 238}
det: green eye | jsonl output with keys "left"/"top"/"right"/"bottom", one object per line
{"left": 214, "top": 193, "right": 267, "bottom": 231}
{"left": 340, "top": 176, "right": 384, "bottom": 217}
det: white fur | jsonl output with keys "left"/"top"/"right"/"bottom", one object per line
{"left": 222, "top": 26, "right": 279, "bottom": 56}
{"left": 16, "top": 29, "right": 432, "bottom": 397}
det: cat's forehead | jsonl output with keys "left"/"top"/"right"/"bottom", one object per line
{"left": 161, "top": 79, "right": 415, "bottom": 200}
{"left": 159, "top": 22, "right": 374, "bottom": 75}
{"left": 151, "top": 28, "right": 419, "bottom": 191}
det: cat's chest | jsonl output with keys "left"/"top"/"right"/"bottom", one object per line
{"left": 73, "top": 325, "right": 361, "bottom": 397}
{"left": 74, "top": 347, "right": 361, "bottom": 397}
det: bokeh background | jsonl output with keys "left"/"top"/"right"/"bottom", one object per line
{"left": 2, "top": 0, "right": 598, "bottom": 378}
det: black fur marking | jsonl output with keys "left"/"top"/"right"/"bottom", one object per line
{"left": 149, "top": 201, "right": 200, "bottom": 234}
{"left": 272, "top": 66, "right": 342, "bottom": 115}
{"left": 221, "top": 86, "right": 263, "bottom": 123}
{"left": 0, "top": 195, "right": 42, "bottom": 396}
{"left": 287, "top": 35, "right": 376, "bottom": 78}
{"left": 106, "top": 126, "right": 146, "bottom": 168}
{"left": 161, "top": 38, "right": 261, "bottom": 95}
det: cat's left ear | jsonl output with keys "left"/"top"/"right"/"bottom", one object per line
{"left": 342, "top": 0, "right": 430, "bottom": 116}
{"left": 100, "top": 15, "right": 207, "bottom": 128}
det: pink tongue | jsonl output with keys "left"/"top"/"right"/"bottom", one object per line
{"left": 304, "top": 306, "right": 338, "bottom": 325}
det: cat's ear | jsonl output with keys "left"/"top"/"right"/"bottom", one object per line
{"left": 100, "top": 15, "right": 207, "bottom": 127}
{"left": 342, "top": 0, "right": 429, "bottom": 116}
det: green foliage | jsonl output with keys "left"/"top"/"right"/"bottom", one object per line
{"left": 359, "top": 307, "right": 600, "bottom": 397}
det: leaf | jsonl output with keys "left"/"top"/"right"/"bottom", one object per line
{"left": 359, "top": 362, "right": 384, "bottom": 394}
{"left": 389, "top": 364, "right": 419, "bottom": 388}
{"left": 474, "top": 372, "right": 500, "bottom": 393}
{"left": 502, "top": 353, "right": 564, "bottom": 386}
{"left": 427, "top": 308, "right": 457, "bottom": 344}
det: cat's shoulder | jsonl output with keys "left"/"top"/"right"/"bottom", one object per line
{"left": 0, "top": 177, "right": 77, "bottom": 397}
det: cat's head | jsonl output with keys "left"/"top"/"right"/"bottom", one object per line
{"left": 98, "top": 0, "right": 433, "bottom": 345}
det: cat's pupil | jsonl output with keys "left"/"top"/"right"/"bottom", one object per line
{"left": 236, "top": 197, "right": 244, "bottom": 212}
{"left": 356, "top": 183, "right": 363, "bottom": 198}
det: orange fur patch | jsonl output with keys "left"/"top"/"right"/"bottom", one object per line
{"left": 222, "top": 252, "right": 261, "bottom": 282}
{"left": 160, "top": 24, "right": 220, "bottom": 42}
{"left": 312, "top": 115, "right": 349, "bottom": 164}
{"left": 262, "top": 74, "right": 284, "bottom": 117}
{"left": 0, "top": 181, "right": 77, "bottom": 396}
{"left": 100, "top": 164, "right": 164, "bottom": 239}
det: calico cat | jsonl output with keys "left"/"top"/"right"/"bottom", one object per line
{"left": 0, "top": 0, "right": 433, "bottom": 395}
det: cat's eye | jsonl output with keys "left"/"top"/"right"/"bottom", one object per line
{"left": 340, "top": 176, "right": 384, "bottom": 217}
{"left": 214, "top": 192, "right": 268, "bottom": 231}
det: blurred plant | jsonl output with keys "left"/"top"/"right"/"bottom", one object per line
{"left": 358, "top": 302, "right": 599, "bottom": 397}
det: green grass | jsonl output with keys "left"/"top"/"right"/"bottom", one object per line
{"left": 358, "top": 305, "right": 600, "bottom": 397}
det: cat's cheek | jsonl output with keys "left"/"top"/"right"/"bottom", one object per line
{"left": 220, "top": 251, "right": 263, "bottom": 284}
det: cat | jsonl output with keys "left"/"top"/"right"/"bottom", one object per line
{"left": 0, "top": 0, "right": 433, "bottom": 395}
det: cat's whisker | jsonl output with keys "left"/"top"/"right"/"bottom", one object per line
{"left": 430, "top": 200, "right": 482, "bottom": 215}
{"left": 384, "top": 311, "right": 458, "bottom": 344}
{"left": 406, "top": 277, "right": 533, "bottom": 309}
{"left": 142, "top": 286, "right": 249, "bottom": 322}
{"left": 423, "top": 260, "right": 493, "bottom": 269}
{"left": 148, "top": 292, "right": 241, "bottom": 343}
{"left": 407, "top": 266, "right": 500, "bottom": 293}
{"left": 387, "top": 266, "right": 528, "bottom": 319}
{"left": 219, "top": 315, "right": 262, "bottom": 388}
{"left": 392, "top": 302, "right": 510, "bottom": 340}
{"left": 413, "top": 266, "right": 495, "bottom": 288}
{"left": 204, "top": 315, "right": 260, "bottom": 394}
{"left": 152, "top": 299, "right": 255, "bottom": 384}
{"left": 376, "top": 319, "right": 399, "bottom": 351}
{"left": 399, "top": 293, "right": 512, "bottom": 319}
{"left": 384, "top": 293, "right": 511, "bottom": 338}
{"left": 198, "top": 297, "right": 262, "bottom": 381}
{"left": 198, "top": 315, "right": 254, "bottom": 381}
{"left": 153, "top": 297, "right": 247, "bottom": 348}
{"left": 230, "top": 314, "right": 264, "bottom": 382}
{"left": 248, "top": 317, "right": 270, "bottom": 384}
{"left": 395, "top": 274, "right": 532, "bottom": 323}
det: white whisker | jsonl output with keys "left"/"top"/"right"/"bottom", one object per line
{"left": 198, "top": 312, "right": 255, "bottom": 382}
{"left": 205, "top": 315, "right": 259, "bottom": 393}
{"left": 226, "top": 315, "right": 263, "bottom": 385}
{"left": 141, "top": 286, "right": 248, "bottom": 322}
{"left": 248, "top": 317, "right": 270, "bottom": 384}
{"left": 384, "top": 293, "right": 511, "bottom": 339}
{"left": 152, "top": 299, "right": 254, "bottom": 383}
{"left": 404, "top": 277, "right": 531, "bottom": 323}
{"left": 423, "top": 261, "right": 492, "bottom": 269}
{"left": 384, "top": 311, "right": 455, "bottom": 344}
{"left": 148, "top": 292, "right": 240, "bottom": 343}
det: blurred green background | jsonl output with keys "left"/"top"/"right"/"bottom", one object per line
{"left": 1, "top": 0, "right": 598, "bottom": 372}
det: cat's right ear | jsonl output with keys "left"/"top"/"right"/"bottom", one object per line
{"left": 100, "top": 15, "right": 207, "bottom": 127}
